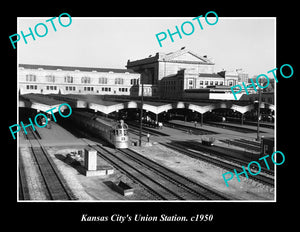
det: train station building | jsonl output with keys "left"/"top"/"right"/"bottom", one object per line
{"left": 19, "top": 47, "right": 251, "bottom": 100}
{"left": 18, "top": 64, "right": 141, "bottom": 96}
{"left": 127, "top": 47, "right": 247, "bottom": 100}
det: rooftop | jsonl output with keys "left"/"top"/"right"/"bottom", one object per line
{"left": 198, "top": 73, "right": 224, "bottom": 78}
{"left": 127, "top": 47, "right": 215, "bottom": 67}
{"left": 19, "top": 64, "right": 137, "bottom": 74}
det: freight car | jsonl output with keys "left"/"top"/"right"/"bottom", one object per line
{"left": 70, "top": 111, "right": 129, "bottom": 149}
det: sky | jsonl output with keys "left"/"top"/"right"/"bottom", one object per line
{"left": 17, "top": 17, "right": 275, "bottom": 78}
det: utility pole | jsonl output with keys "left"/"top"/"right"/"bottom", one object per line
{"left": 241, "top": 113, "right": 244, "bottom": 125}
{"left": 139, "top": 77, "right": 144, "bottom": 146}
{"left": 256, "top": 81, "right": 262, "bottom": 141}
{"left": 200, "top": 113, "right": 203, "bottom": 127}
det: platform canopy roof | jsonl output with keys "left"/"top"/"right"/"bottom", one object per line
{"left": 19, "top": 94, "right": 274, "bottom": 115}
{"left": 19, "top": 94, "right": 66, "bottom": 113}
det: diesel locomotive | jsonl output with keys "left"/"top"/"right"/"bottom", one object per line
{"left": 70, "top": 111, "right": 129, "bottom": 149}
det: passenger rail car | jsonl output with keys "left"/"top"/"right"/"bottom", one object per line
{"left": 70, "top": 111, "right": 129, "bottom": 149}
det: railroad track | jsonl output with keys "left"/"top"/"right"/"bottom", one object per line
{"left": 219, "top": 139, "right": 261, "bottom": 153}
{"left": 24, "top": 128, "right": 42, "bottom": 140}
{"left": 126, "top": 121, "right": 169, "bottom": 137}
{"left": 19, "top": 154, "right": 30, "bottom": 200}
{"left": 20, "top": 127, "right": 77, "bottom": 200}
{"left": 88, "top": 144, "right": 229, "bottom": 200}
{"left": 179, "top": 140, "right": 274, "bottom": 175}
{"left": 120, "top": 148, "right": 229, "bottom": 200}
{"left": 162, "top": 141, "right": 274, "bottom": 187}
{"left": 128, "top": 128, "right": 148, "bottom": 137}
{"left": 163, "top": 122, "right": 218, "bottom": 135}
{"left": 237, "top": 138, "right": 261, "bottom": 147}
{"left": 205, "top": 121, "right": 264, "bottom": 133}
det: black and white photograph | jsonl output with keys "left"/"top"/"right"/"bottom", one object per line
{"left": 16, "top": 16, "right": 276, "bottom": 202}
{"left": 6, "top": 5, "right": 297, "bottom": 228}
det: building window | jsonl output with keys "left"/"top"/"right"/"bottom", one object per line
{"left": 188, "top": 79, "right": 194, "bottom": 89}
{"left": 115, "top": 78, "right": 124, "bottom": 85}
{"left": 65, "top": 86, "right": 75, "bottom": 91}
{"left": 28, "top": 85, "right": 37, "bottom": 89}
{"left": 99, "top": 77, "right": 107, "bottom": 84}
{"left": 131, "top": 79, "right": 139, "bottom": 85}
{"left": 46, "top": 75, "right": 55, "bottom": 82}
{"left": 102, "top": 87, "right": 111, "bottom": 92}
{"left": 220, "top": 81, "right": 224, "bottom": 85}
{"left": 200, "top": 81, "right": 204, "bottom": 85}
{"left": 118, "top": 88, "right": 127, "bottom": 92}
{"left": 210, "top": 81, "right": 214, "bottom": 85}
{"left": 64, "top": 76, "right": 73, "bottom": 83}
{"left": 205, "top": 81, "right": 208, "bottom": 85}
{"left": 26, "top": 74, "right": 36, "bottom": 82}
{"left": 81, "top": 76, "right": 91, "bottom": 84}
{"left": 101, "top": 87, "right": 111, "bottom": 92}
{"left": 215, "top": 81, "right": 218, "bottom": 85}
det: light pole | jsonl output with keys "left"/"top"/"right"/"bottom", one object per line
{"left": 256, "top": 84, "right": 262, "bottom": 142}
{"left": 139, "top": 76, "right": 144, "bottom": 146}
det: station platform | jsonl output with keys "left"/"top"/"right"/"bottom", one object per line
{"left": 19, "top": 121, "right": 89, "bottom": 148}
{"left": 168, "top": 120, "right": 274, "bottom": 140}
{"left": 206, "top": 121, "right": 274, "bottom": 133}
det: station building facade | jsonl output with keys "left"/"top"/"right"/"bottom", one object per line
{"left": 18, "top": 64, "right": 141, "bottom": 96}
{"left": 126, "top": 47, "right": 244, "bottom": 100}
{"left": 19, "top": 48, "right": 249, "bottom": 100}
